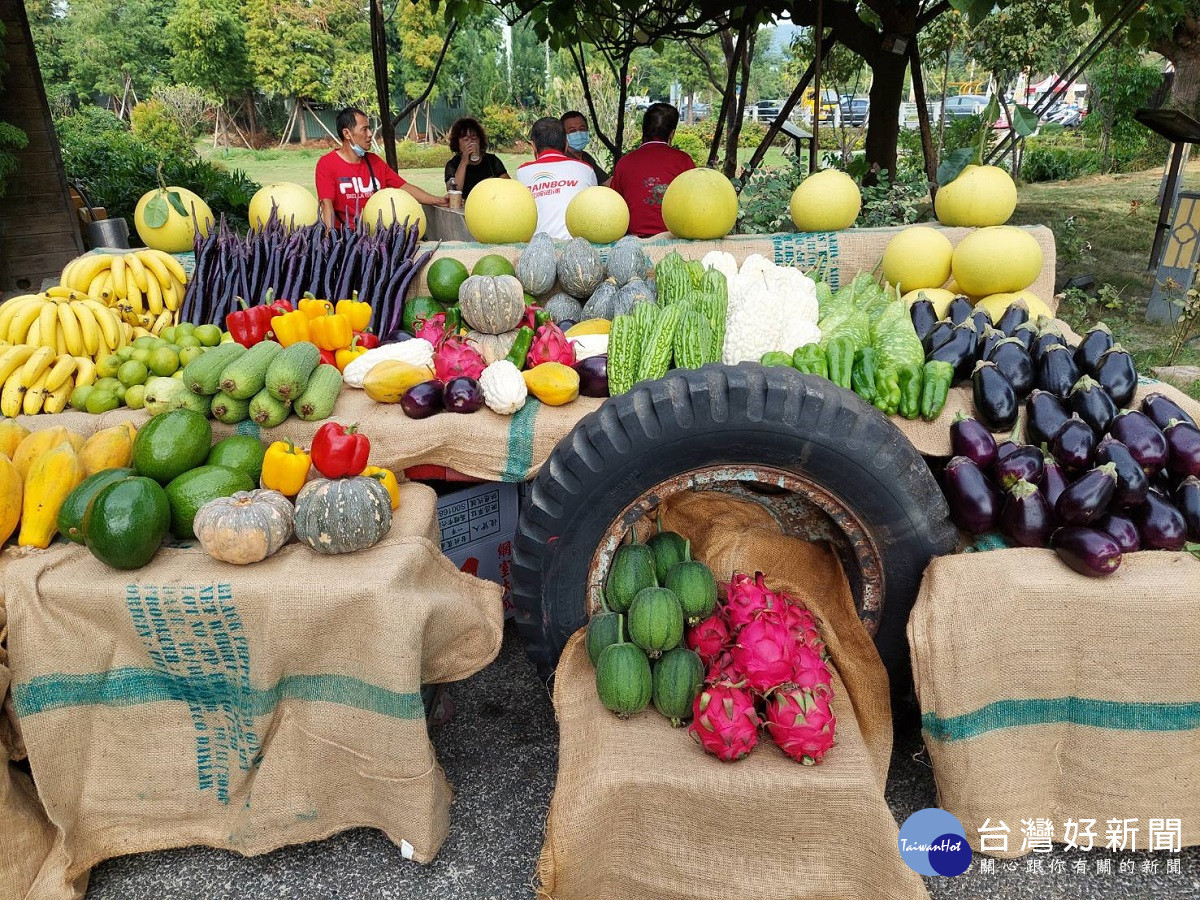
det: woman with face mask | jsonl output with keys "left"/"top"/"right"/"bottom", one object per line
{"left": 444, "top": 118, "right": 509, "bottom": 201}
{"left": 560, "top": 111, "right": 609, "bottom": 184}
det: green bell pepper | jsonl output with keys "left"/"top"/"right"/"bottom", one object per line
{"left": 760, "top": 350, "right": 795, "bottom": 368}
{"left": 825, "top": 336, "right": 856, "bottom": 390}
{"left": 920, "top": 360, "right": 955, "bottom": 421}
{"left": 792, "top": 344, "right": 828, "bottom": 379}
{"left": 873, "top": 367, "right": 901, "bottom": 416}
{"left": 851, "top": 347, "right": 878, "bottom": 404}
{"left": 898, "top": 364, "right": 923, "bottom": 420}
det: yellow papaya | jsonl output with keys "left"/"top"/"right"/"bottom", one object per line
{"left": 522, "top": 362, "right": 580, "bottom": 406}
{"left": 79, "top": 423, "right": 136, "bottom": 475}
{"left": 14, "top": 426, "right": 83, "bottom": 480}
{"left": 362, "top": 361, "right": 436, "bottom": 404}
{"left": 19, "top": 441, "right": 84, "bottom": 548}
{"left": 0, "top": 453, "right": 21, "bottom": 545}
{"left": 0, "top": 421, "right": 30, "bottom": 459}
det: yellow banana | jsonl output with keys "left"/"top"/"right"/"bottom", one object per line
{"left": 38, "top": 300, "right": 59, "bottom": 351}
{"left": 1, "top": 370, "right": 26, "bottom": 417}
{"left": 146, "top": 248, "right": 188, "bottom": 285}
{"left": 135, "top": 249, "right": 172, "bottom": 291}
{"left": 132, "top": 326, "right": 152, "bottom": 339}
{"left": 43, "top": 376, "right": 73, "bottom": 414}
{"left": 97, "top": 271, "right": 114, "bottom": 304}
{"left": 125, "top": 279, "right": 144, "bottom": 316}
{"left": 73, "top": 356, "right": 96, "bottom": 387}
{"left": 0, "top": 294, "right": 42, "bottom": 339}
{"left": 55, "top": 326, "right": 68, "bottom": 357}
{"left": 46, "top": 285, "right": 77, "bottom": 300}
{"left": 86, "top": 270, "right": 108, "bottom": 299}
{"left": 120, "top": 321, "right": 133, "bottom": 345}
{"left": 20, "top": 346, "right": 55, "bottom": 387}
{"left": 26, "top": 318, "right": 41, "bottom": 348}
{"left": 144, "top": 271, "right": 164, "bottom": 315}
{"left": 67, "top": 253, "right": 113, "bottom": 293}
{"left": 70, "top": 301, "right": 100, "bottom": 356}
{"left": 151, "top": 309, "right": 173, "bottom": 335}
{"left": 57, "top": 302, "right": 84, "bottom": 356}
{"left": 0, "top": 345, "right": 36, "bottom": 386}
{"left": 60, "top": 257, "right": 80, "bottom": 291}
{"left": 7, "top": 300, "right": 45, "bottom": 345}
{"left": 44, "top": 354, "right": 77, "bottom": 392}
{"left": 162, "top": 279, "right": 180, "bottom": 313}
{"left": 109, "top": 253, "right": 127, "bottom": 299}
{"left": 22, "top": 369, "right": 49, "bottom": 415}
{"left": 80, "top": 299, "right": 120, "bottom": 351}
{"left": 124, "top": 252, "right": 150, "bottom": 293}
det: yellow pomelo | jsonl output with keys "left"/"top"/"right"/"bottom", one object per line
{"left": 934, "top": 164, "right": 1017, "bottom": 227}
{"left": 951, "top": 226, "right": 1043, "bottom": 297}
{"left": 565, "top": 186, "right": 630, "bottom": 243}
{"left": 464, "top": 178, "right": 538, "bottom": 244}
{"left": 901, "top": 287, "right": 958, "bottom": 318}
{"left": 661, "top": 168, "right": 739, "bottom": 240}
{"left": 133, "top": 186, "right": 213, "bottom": 253}
{"left": 975, "top": 290, "right": 1053, "bottom": 323}
{"left": 362, "top": 187, "right": 427, "bottom": 238}
{"left": 248, "top": 182, "right": 318, "bottom": 230}
{"left": 789, "top": 169, "right": 861, "bottom": 232}
{"left": 882, "top": 227, "right": 954, "bottom": 292}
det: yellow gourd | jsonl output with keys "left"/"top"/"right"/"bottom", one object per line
{"left": 0, "top": 454, "right": 21, "bottom": 545}
{"left": 0, "top": 421, "right": 30, "bottom": 459}
{"left": 19, "top": 441, "right": 84, "bottom": 548}
{"left": 362, "top": 361, "right": 436, "bottom": 404}
{"left": 565, "top": 319, "right": 611, "bottom": 337}
{"left": 522, "top": 362, "right": 580, "bottom": 406}
{"left": 13, "top": 426, "right": 84, "bottom": 480}
{"left": 79, "top": 423, "right": 137, "bottom": 475}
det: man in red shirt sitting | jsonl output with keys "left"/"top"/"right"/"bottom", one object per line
{"left": 316, "top": 108, "right": 448, "bottom": 229}
{"left": 610, "top": 103, "right": 696, "bottom": 237}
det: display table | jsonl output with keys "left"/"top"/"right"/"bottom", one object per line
{"left": 1, "top": 483, "right": 503, "bottom": 898}
{"left": 423, "top": 204, "right": 473, "bottom": 242}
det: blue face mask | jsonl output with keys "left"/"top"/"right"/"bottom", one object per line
{"left": 350, "top": 143, "right": 367, "bottom": 158}
{"left": 566, "top": 130, "right": 590, "bottom": 152}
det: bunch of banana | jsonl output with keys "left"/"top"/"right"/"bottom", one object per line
{"left": 59, "top": 249, "right": 187, "bottom": 329}
{"left": 0, "top": 345, "right": 95, "bottom": 416}
{"left": 0, "top": 293, "right": 130, "bottom": 359}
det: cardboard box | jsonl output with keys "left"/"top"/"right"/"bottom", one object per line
{"left": 434, "top": 481, "right": 520, "bottom": 614}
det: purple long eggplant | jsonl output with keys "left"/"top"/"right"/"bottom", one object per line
{"left": 995, "top": 300, "right": 1030, "bottom": 337}
{"left": 972, "top": 360, "right": 1019, "bottom": 432}
{"left": 1164, "top": 420, "right": 1200, "bottom": 478}
{"left": 1073, "top": 322, "right": 1114, "bottom": 375}
{"left": 1040, "top": 447, "right": 1069, "bottom": 514}
{"left": 943, "top": 456, "right": 1000, "bottom": 534}
{"left": 1051, "top": 416, "right": 1096, "bottom": 472}
{"left": 1143, "top": 393, "right": 1197, "bottom": 430}
{"left": 400, "top": 379, "right": 445, "bottom": 419}
{"left": 1001, "top": 479, "right": 1053, "bottom": 547}
{"left": 1094, "top": 435, "right": 1150, "bottom": 508}
{"left": 996, "top": 444, "right": 1044, "bottom": 490}
{"left": 1179, "top": 476, "right": 1200, "bottom": 541}
{"left": 969, "top": 309, "right": 993, "bottom": 341}
{"left": 1093, "top": 511, "right": 1142, "bottom": 553}
{"left": 1069, "top": 375, "right": 1117, "bottom": 437}
{"left": 926, "top": 321, "right": 979, "bottom": 382}
{"left": 1094, "top": 345, "right": 1137, "bottom": 408}
{"left": 1037, "top": 344, "right": 1081, "bottom": 400}
{"left": 987, "top": 337, "right": 1035, "bottom": 397}
{"left": 1133, "top": 491, "right": 1188, "bottom": 550}
{"left": 1025, "top": 389, "right": 1070, "bottom": 447}
{"left": 1056, "top": 462, "right": 1118, "bottom": 525}
{"left": 995, "top": 440, "right": 1020, "bottom": 464}
{"left": 1051, "top": 527, "right": 1123, "bottom": 577}
{"left": 950, "top": 411, "right": 998, "bottom": 469}
{"left": 1109, "top": 410, "right": 1169, "bottom": 476}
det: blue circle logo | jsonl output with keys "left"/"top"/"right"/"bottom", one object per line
{"left": 898, "top": 808, "right": 971, "bottom": 877}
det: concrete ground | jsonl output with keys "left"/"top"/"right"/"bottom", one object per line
{"left": 87, "top": 624, "right": 1200, "bottom": 899}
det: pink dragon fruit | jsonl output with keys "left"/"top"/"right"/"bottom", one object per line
{"left": 723, "top": 572, "right": 783, "bottom": 631}
{"left": 414, "top": 312, "right": 450, "bottom": 345}
{"left": 730, "top": 615, "right": 798, "bottom": 694}
{"left": 689, "top": 682, "right": 760, "bottom": 761}
{"left": 433, "top": 335, "right": 486, "bottom": 381}
{"left": 705, "top": 649, "right": 738, "bottom": 685}
{"left": 765, "top": 687, "right": 836, "bottom": 765}
{"left": 685, "top": 614, "right": 730, "bottom": 666}
{"left": 790, "top": 643, "right": 833, "bottom": 694}
{"left": 527, "top": 323, "right": 576, "bottom": 367}
{"left": 778, "top": 603, "right": 828, "bottom": 655}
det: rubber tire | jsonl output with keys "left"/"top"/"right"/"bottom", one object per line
{"left": 512, "top": 364, "right": 956, "bottom": 683}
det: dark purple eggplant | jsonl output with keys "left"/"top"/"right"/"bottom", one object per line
{"left": 1037, "top": 344, "right": 1081, "bottom": 400}
{"left": 385, "top": 329, "right": 414, "bottom": 343}
{"left": 994, "top": 299, "right": 1030, "bottom": 337}
{"left": 926, "top": 321, "right": 979, "bottom": 382}
{"left": 1040, "top": 446, "right": 1069, "bottom": 514}
{"left": 922, "top": 320, "right": 956, "bottom": 356}
{"left": 1051, "top": 416, "right": 1097, "bottom": 472}
{"left": 400, "top": 379, "right": 445, "bottom": 419}
{"left": 1025, "top": 390, "right": 1070, "bottom": 447}
{"left": 1094, "top": 345, "right": 1137, "bottom": 408}
{"left": 1051, "top": 527, "right": 1123, "bottom": 576}
{"left": 1001, "top": 478, "right": 1053, "bottom": 547}
{"left": 1094, "top": 435, "right": 1150, "bottom": 508}
{"left": 1179, "top": 476, "right": 1200, "bottom": 541}
{"left": 1093, "top": 511, "right": 1142, "bottom": 553}
{"left": 987, "top": 337, "right": 1035, "bottom": 398}
{"left": 558, "top": 319, "right": 579, "bottom": 332}
{"left": 443, "top": 376, "right": 484, "bottom": 413}
{"left": 1069, "top": 375, "right": 1117, "bottom": 436}
{"left": 996, "top": 444, "right": 1044, "bottom": 489}
{"left": 1010, "top": 320, "right": 1038, "bottom": 351}
{"left": 909, "top": 299, "right": 939, "bottom": 343}
{"left": 575, "top": 354, "right": 610, "bottom": 398}
{"left": 1074, "top": 322, "right": 1114, "bottom": 375}
{"left": 1056, "top": 462, "right": 1118, "bottom": 525}
{"left": 969, "top": 309, "right": 993, "bottom": 341}
{"left": 1031, "top": 325, "right": 1067, "bottom": 364}
{"left": 950, "top": 411, "right": 998, "bottom": 469}
{"left": 1109, "top": 410, "right": 1169, "bottom": 476}
{"left": 943, "top": 456, "right": 1000, "bottom": 535}
{"left": 946, "top": 295, "right": 974, "bottom": 325}
{"left": 995, "top": 440, "right": 1020, "bottom": 464}
{"left": 1142, "top": 392, "right": 1197, "bottom": 430}
{"left": 972, "top": 360, "right": 1018, "bottom": 432}
{"left": 978, "top": 325, "right": 1005, "bottom": 362}
{"left": 1132, "top": 491, "right": 1187, "bottom": 550}
{"left": 1149, "top": 469, "right": 1176, "bottom": 499}
{"left": 1164, "top": 420, "right": 1200, "bottom": 478}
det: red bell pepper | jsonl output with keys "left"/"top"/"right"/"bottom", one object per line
{"left": 262, "top": 289, "right": 294, "bottom": 317}
{"left": 311, "top": 422, "right": 371, "bottom": 479}
{"left": 227, "top": 298, "right": 275, "bottom": 347}
{"left": 354, "top": 329, "right": 381, "bottom": 350}
{"left": 318, "top": 347, "right": 337, "bottom": 367}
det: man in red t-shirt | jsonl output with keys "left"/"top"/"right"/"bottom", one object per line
{"left": 610, "top": 103, "right": 696, "bottom": 237}
{"left": 316, "top": 108, "right": 448, "bottom": 228}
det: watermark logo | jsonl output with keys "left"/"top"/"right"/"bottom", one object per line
{"left": 898, "top": 808, "right": 972, "bottom": 877}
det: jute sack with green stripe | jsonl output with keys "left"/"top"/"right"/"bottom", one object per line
{"left": 1, "top": 482, "right": 503, "bottom": 893}
{"left": 909, "top": 548, "right": 1200, "bottom": 859}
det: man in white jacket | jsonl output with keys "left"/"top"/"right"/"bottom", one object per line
{"left": 515, "top": 117, "right": 597, "bottom": 238}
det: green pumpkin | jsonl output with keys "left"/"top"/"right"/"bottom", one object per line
{"left": 664, "top": 542, "right": 718, "bottom": 624}
{"left": 515, "top": 233, "right": 559, "bottom": 295}
{"left": 557, "top": 237, "right": 605, "bottom": 298}
{"left": 646, "top": 526, "right": 688, "bottom": 584}
{"left": 586, "top": 611, "right": 625, "bottom": 667}
{"left": 627, "top": 586, "right": 684, "bottom": 658}
{"left": 603, "top": 534, "right": 657, "bottom": 613}
{"left": 293, "top": 476, "right": 393, "bottom": 555}
{"left": 595, "top": 641, "right": 652, "bottom": 717}
{"left": 652, "top": 647, "right": 705, "bottom": 726}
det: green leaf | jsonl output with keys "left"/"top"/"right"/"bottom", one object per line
{"left": 143, "top": 194, "right": 168, "bottom": 228}
{"left": 1011, "top": 104, "right": 1038, "bottom": 138}
{"left": 1187, "top": 542, "right": 1200, "bottom": 562}
{"left": 949, "top": 0, "right": 998, "bottom": 26}
{"left": 937, "top": 147, "right": 976, "bottom": 187}
{"left": 166, "top": 190, "right": 189, "bottom": 218}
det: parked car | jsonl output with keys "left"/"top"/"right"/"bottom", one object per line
{"left": 679, "top": 101, "right": 710, "bottom": 121}
{"left": 841, "top": 98, "right": 869, "bottom": 127}
{"left": 938, "top": 94, "right": 991, "bottom": 120}
{"left": 745, "top": 99, "right": 785, "bottom": 121}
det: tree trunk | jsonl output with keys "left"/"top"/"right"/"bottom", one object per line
{"left": 1167, "top": 37, "right": 1200, "bottom": 119}
{"left": 863, "top": 52, "right": 907, "bottom": 182}
{"left": 245, "top": 92, "right": 259, "bottom": 142}
{"left": 297, "top": 98, "right": 309, "bottom": 143}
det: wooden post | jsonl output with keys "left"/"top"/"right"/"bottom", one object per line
{"left": 810, "top": 0, "right": 823, "bottom": 174}
{"left": 909, "top": 39, "right": 938, "bottom": 195}
{"left": 370, "top": 0, "right": 398, "bottom": 169}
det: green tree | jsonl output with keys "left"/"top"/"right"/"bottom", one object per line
{"left": 443, "top": 15, "right": 504, "bottom": 113}
{"left": 396, "top": 0, "right": 448, "bottom": 138}
{"left": 166, "top": 0, "right": 253, "bottom": 103}
{"left": 26, "top": 0, "right": 71, "bottom": 91}
{"left": 60, "top": 0, "right": 173, "bottom": 104}
{"left": 507, "top": 19, "right": 548, "bottom": 108}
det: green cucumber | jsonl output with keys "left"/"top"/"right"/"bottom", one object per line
{"left": 219, "top": 340, "right": 282, "bottom": 400}
{"left": 168, "top": 387, "right": 214, "bottom": 416}
{"left": 265, "top": 342, "right": 321, "bottom": 402}
{"left": 210, "top": 391, "right": 252, "bottom": 425}
{"left": 249, "top": 387, "right": 291, "bottom": 427}
{"left": 293, "top": 364, "right": 343, "bottom": 421}
{"left": 182, "top": 342, "right": 246, "bottom": 396}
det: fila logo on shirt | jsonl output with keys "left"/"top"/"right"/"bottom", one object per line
{"left": 338, "top": 175, "right": 377, "bottom": 196}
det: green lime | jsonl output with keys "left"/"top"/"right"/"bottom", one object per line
{"left": 471, "top": 253, "right": 516, "bottom": 277}
{"left": 148, "top": 346, "right": 180, "bottom": 377}
{"left": 194, "top": 324, "right": 223, "bottom": 347}
{"left": 93, "top": 376, "right": 121, "bottom": 394}
{"left": 118, "top": 359, "right": 149, "bottom": 387}
{"left": 175, "top": 322, "right": 197, "bottom": 336}
{"left": 427, "top": 257, "right": 470, "bottom": 303}
{"left": 86, "top": 389, "right": 120, "bottom": 415}
{"left": 116, "top": 346, "right": 134, "bottom": 361}
{"left": 124, "top": 383, "right": 147, "bottom": 410}
{"left": 133, "top": 335, "right": 159, "bottom": 350}
{"left": 69, "top": 384, "right": 94, "bottom": 411}
{"left": 130, "top": 347, "right": 151, "bottom": 364}
{"left": 178, "top": 345, "right": 205, "bottom": 366}
{"left": 177, "top": 334, "right": 201, "bottom": 349}
{"left": 159, "top": 326, "right": 177, "bottom": 344}
{"left": 96, "top": 354, "right": 122, "bottom": 378}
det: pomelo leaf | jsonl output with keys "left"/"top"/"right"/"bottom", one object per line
{"left": 936, "top": 148, "right": 975, "bottom": 187}
{"left": 143, "top": 194, "right": 168, "bottom": 228}
{"left": 166, "top": 190, "right": 190, "bottom": 218}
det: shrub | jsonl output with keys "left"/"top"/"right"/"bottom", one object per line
{"left": 1022, "top": 145, "right": 1101, "bottom": 183}
{"left": 394, "top": 139, "right": 452, "bottom": 169}
{"left": 131, "top": 99, "right": 194, "bottom": 159}
{"left": 480, "top": 104, "right": 525, "bottom": 150}
{"left": 735, "top": 156, "right": 806, "bottom": 234}
{"left": 671, "top": 131, "right": 707, "bottom": 166}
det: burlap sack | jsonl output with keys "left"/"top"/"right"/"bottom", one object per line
{"left": 536, "top": 492, "right": 928, "bottom": 900}
{"left": 909, "top": 548, "right": 1200, "bottom": 859}
{"left": 3, "top": 482, "right": 503, "bottom": 895}
{"left": 411, "top": 226, "right": 1058, "bottom": 305}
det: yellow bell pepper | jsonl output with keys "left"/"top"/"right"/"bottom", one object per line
{"left": 335, "top": 336, "right": 369, "bottom": 372}
{"left": 361, "top": 465, "right": 400, "bottom": 510}
{"left": 299, "top": 296, "right": 334, "bottom": 319}
{"left": 309, "top": 312, "right": 354, "bottom": 351}
{"left": 270, "top": 309, "right": 310, "bottom": 347}
{"left": 261, "top": 440, "right": 311, "bottom": 496}
{"left": 336, "top": 298, "right": 372, "bottom": 332}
